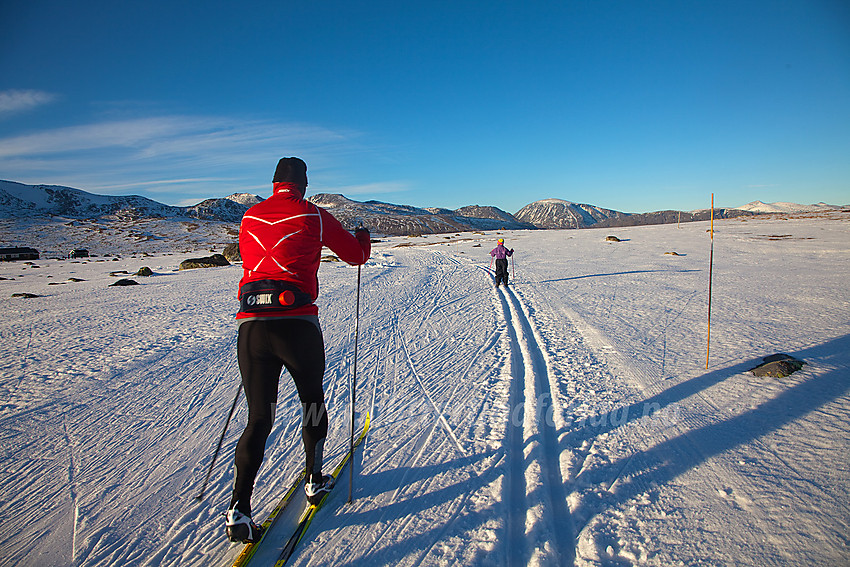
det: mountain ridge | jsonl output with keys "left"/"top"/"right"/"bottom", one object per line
{"left": 1, "top": 179, "right": 846, "bottom": 237}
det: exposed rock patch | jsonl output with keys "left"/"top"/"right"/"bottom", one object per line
{"left": 179, "top": 254, "right": 230, "bottom": 270}
{"left": 750, "top": 353, "right": 805, "bottom": 377}
{"left": 223, "top": 242, "right": 241, "bottom": 262}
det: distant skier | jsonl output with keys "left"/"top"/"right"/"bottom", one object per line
{"left": 225, "top": 157, "right": 371, "bottom": 544}
{"left": 490, "top": 238, "right": 514, "bottom": 287}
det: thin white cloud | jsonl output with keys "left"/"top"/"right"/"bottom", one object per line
{"left": 0, "top": 117, "right": 187, "bottom": 157}
{"left": 0, "top": 115, "right": 369, "bottom": 203}
{"left": 0, "top": 89, "right": 58, "bottom": 115}
{"left": 90, "top": 178, "right": 239, "bottom": 191}
{"left": 0, "top": 116, "right": 356, "bottom": 160}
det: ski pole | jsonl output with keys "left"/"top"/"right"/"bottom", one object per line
{"left": 196, "top": 386, "right": 241, "bottom": 500}
{"left": 348, "top": 264, "right": 362, "bottom": 504}
{"left": 511, "top": 255, "right": 515, "bottom": 282}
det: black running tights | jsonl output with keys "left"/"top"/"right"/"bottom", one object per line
{"left": 230, "top": 318, "right": 327, "bottom": 517}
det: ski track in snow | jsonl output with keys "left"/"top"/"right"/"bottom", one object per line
{"left": 496, "top": 281, "right": 576, "bottom": 566}
{"left": 1, "top": 214, "right": 848, "bottom": 567}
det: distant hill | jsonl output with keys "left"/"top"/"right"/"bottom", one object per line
{"left": 0, "top": 180, "right": 266, "bottom": 224}
{"left": 2, "top": 179, "right": 845, "bottom": 238}
{"left": 0, "top": 180, "right": 533, "bottom": 236}
{"left": 307, "top": 193, "right": 534, "bottom": 235}
{"left": 736, "top": 201, "right": 844, "bottom": 214}
{"left": 183, "top": 198, "right": 253, "bottom": 223}
{"left": 455, "top": 205, "right": 524, "bottom": 224}
{"left": 0, "top": 180, "right": 183, "bottom": 220}
{"left": 514, "top": 198, "right": 631, "bottom": 229}
{"left": 593, "top": 208, "right": 757, "bottom": 228}
{"left": 513, "top": 198, "right": 848, "bottom": 230}
{"left": 225, "top": 193, "right": 264, "bottom": 207}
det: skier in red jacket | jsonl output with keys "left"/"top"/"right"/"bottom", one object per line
{"left": 225, "top": 157, "right": 370, "bottom": 543}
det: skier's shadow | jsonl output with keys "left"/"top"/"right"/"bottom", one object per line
{"left": 564, "top": 333, "right": 850, "bottom": 540}
{"left": 309, "top": 449, "right": 502, "bottom": 565}
{"left": 537, "top": 268, "right": 700, "bottom": 284}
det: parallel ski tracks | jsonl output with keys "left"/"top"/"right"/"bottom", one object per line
{"left": 496, "top": 284, "right": 576, "bottom": 566}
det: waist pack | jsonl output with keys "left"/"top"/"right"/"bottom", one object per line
{"left": 239, "top": 280, "right": 313, "bottom": 314}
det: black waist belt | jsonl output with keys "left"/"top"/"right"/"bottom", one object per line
{"left": 239, "top": 280, "right": 313, "bottom": 314}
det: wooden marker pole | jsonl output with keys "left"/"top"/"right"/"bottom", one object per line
{"left": 706, "top": 194, "right": 714, "bottom": 369}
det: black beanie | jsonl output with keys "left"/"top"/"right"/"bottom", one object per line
{"left": 273, "top": 157, "right": 308, "bottom": 187}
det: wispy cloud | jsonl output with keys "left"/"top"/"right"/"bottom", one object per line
{"left": 0, "top": 116, "right": 353, "bottom": 159}
{"left": 0, "top": 115, "right": 370, "bottom": 204}
{"left": 0, "top": 89, "right": 58, "bottom": 115}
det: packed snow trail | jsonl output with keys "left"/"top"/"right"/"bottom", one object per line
{"left": 496, "top": 283, "right": 576, "bottom": 565}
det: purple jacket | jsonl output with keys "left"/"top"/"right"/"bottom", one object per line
{"left": 490, "top": 244, "right": 514, "bottom": 259}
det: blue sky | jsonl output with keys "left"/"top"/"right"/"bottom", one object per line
{"left": 1, "top": 0, "right": 848, "bottom": 213}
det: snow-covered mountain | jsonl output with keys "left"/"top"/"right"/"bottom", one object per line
{"left": 515, "top": 198, "right": 847, "bottom": 230}
{"left": 225, "top": 193, "right": 264, "bottom": 207}
{"left": 737, "top": 200, "right": 845, "bottom": 214}
{"left": 3, "top": 179, "right": 846, "bottom": 244}
{"left": 183, "top": 198, "right": 252, "bottom": 223}
{"left": 514, "top": 198, "right": 631, "bottom": 229}
{"left": 308, "top": 193, "right": 534, "bottom": 235}
{"left": 0, "top": 180, "right": 253, "bottom": 222}
{"left": 0, "top": 181, "right": 533, "bottom": 235}
{"left": 454, "top": 204, "right": 524, "bottom": 224}
{"left": 594, "top": 207, "right": 757, "bottom": 228}
{"left": 0, "top": 180, "right": 184, "bottom": 220}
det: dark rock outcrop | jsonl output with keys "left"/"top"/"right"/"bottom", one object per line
{"left": 750, "top": 353, "right": 805, "bottom": 378}
{"left": 223, "top": 242, "right": 241, "bottom": 262}
{"left": 179, "top": 254, "right": 230, "bottom": 270}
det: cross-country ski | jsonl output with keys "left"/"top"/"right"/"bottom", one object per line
{"left": 228, "top": 469, "right": 306, "bottom": 567}
{"left": 274, "top": 412, "right": 371, "bottom": 566}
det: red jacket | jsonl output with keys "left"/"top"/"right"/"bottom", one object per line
{"left": 236, "top": 182, "right": 370, "bottom": 320}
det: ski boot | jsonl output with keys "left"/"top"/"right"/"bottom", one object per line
{"left": 225, "top": 507, "right": 263, "bottom": 543}
{"left": 305, "top": 475, "right": 335, "bottom": 505}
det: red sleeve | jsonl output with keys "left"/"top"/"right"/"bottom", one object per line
{"left": 319, "top": 208, "right": 370, "bottom": 265}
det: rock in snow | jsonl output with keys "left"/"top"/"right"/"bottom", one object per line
{"left": 178, "top": 254, "right": 230, "bottom": 270}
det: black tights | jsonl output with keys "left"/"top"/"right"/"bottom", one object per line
{"left": 230, "top": 318, "right": 327, "bottom": 517}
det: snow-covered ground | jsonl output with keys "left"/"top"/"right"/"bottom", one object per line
{"left": 1, "top": 212, "right": 848, "bottom": 566}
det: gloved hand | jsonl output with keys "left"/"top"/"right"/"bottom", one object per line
{"left": 355, "top": 226, "right": 370, "bottom": 241}
{"left": 355, "top": 226, "right": 371, "bottom": 259}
